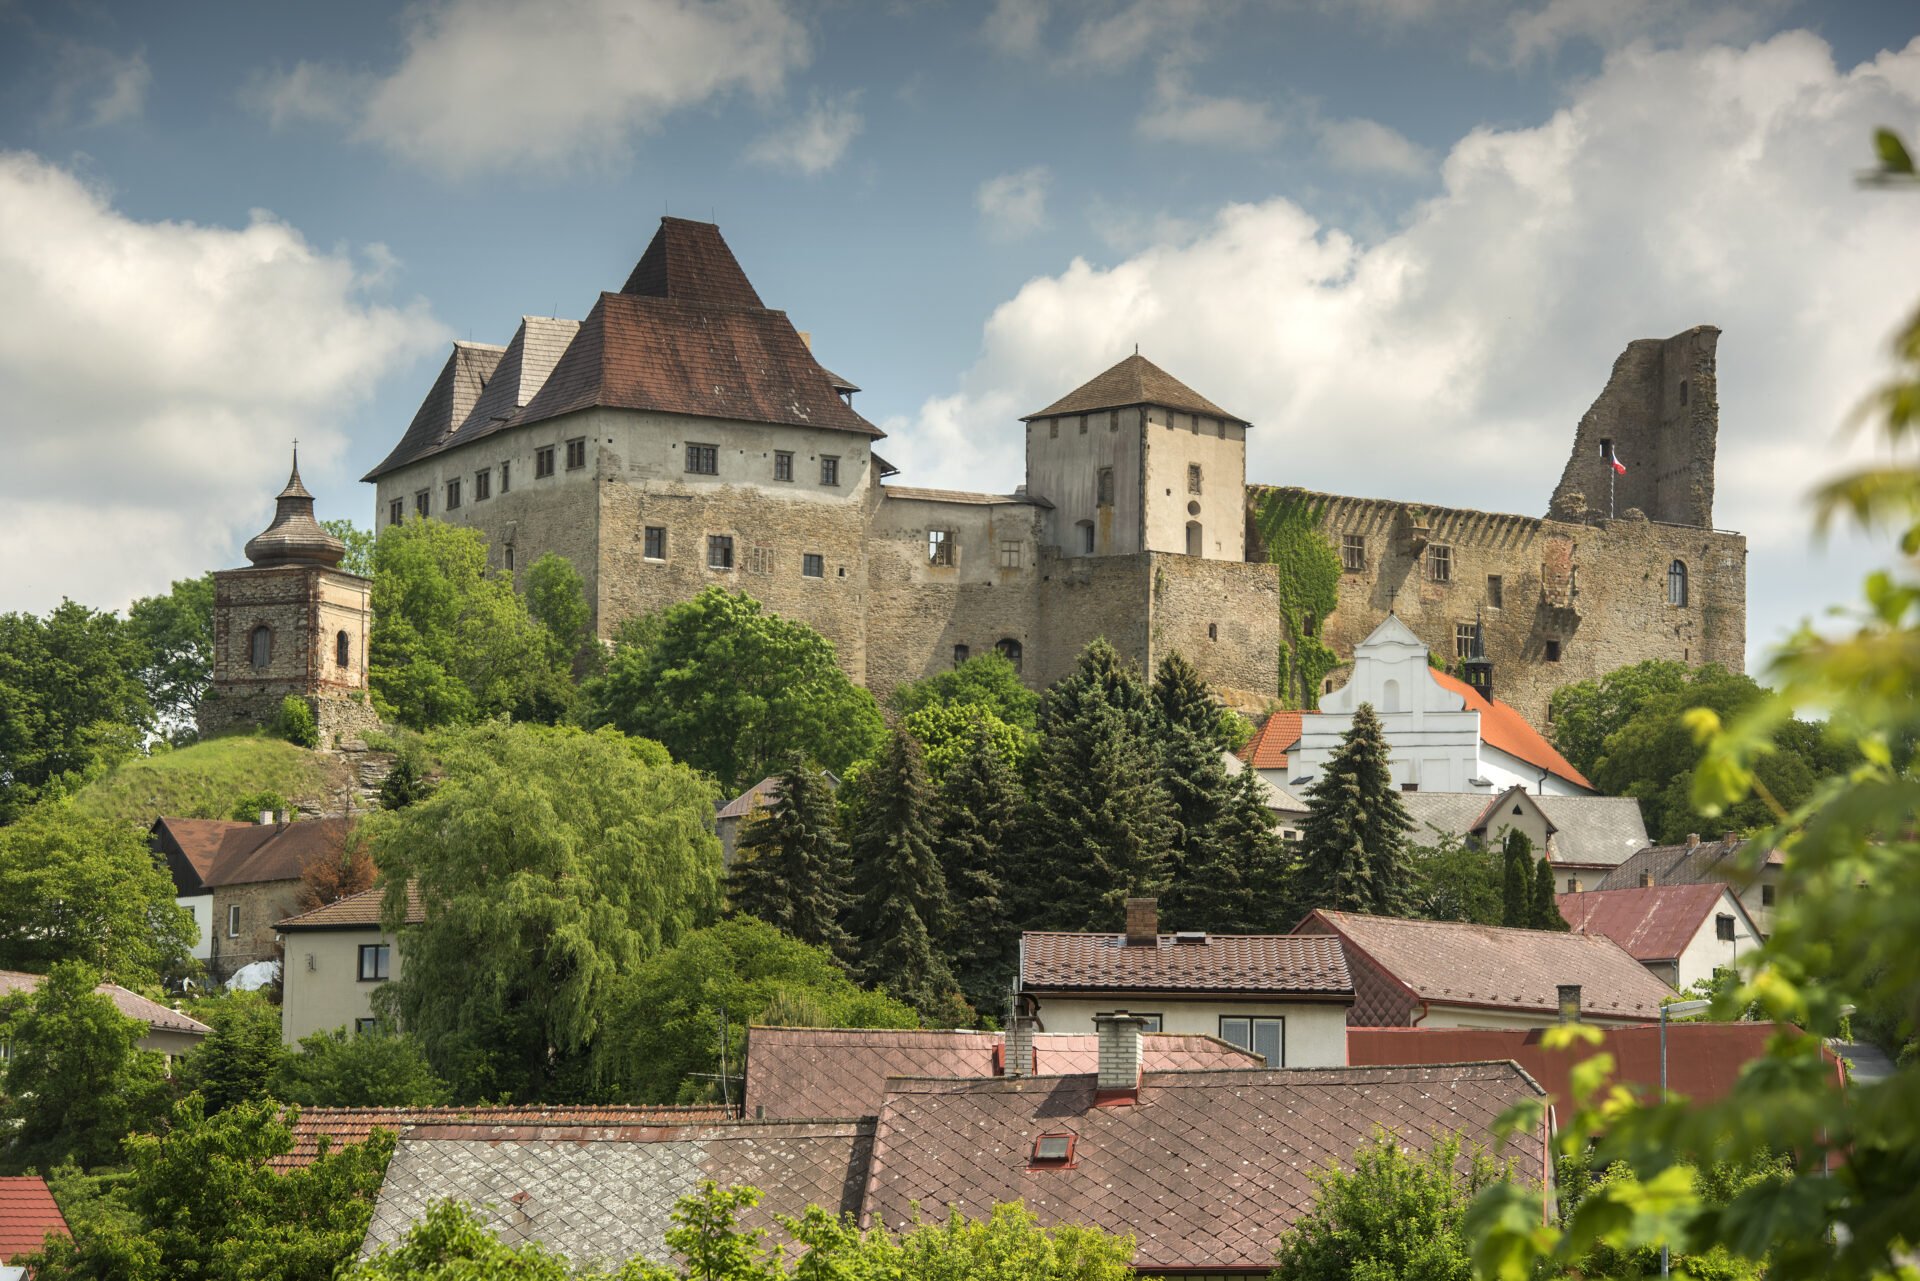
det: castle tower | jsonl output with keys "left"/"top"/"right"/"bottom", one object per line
{"left": 197, "top": 449, "right": 380, "bottom": 746}
{"left": 1020, "top": 353, "right": 1250, "bottom": 560}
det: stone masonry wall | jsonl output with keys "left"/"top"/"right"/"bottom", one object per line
{"left": 201, "top": 565, "right": 378, "bottom": 745}
{"left": 1031, "top": 551, "right": 1154, "bottom": 690}
{"left": 208, "top": 878, "right": 301, "bottom": 982}
{"left": 1146, "top": 553, "right": 1284, "bottom": 709}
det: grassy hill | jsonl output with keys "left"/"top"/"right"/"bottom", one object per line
{"left": 73, "top": 735, "right": 348, "bottom": 827}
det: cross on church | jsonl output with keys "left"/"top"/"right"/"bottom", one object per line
{"left": 1386, "top": 585, "right": 1399, "bottom": 614}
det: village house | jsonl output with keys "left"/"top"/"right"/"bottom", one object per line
{"left": 0, "top": 1176, "right": 69, "bottom": 1277}
{"left": 1401, "top": 784, "right": 1651, "bottom": 888}
{"left": 1595, "top": 833, "right": 1781, "bottom": 937}
{"left": 1016, "top": 898, "right": 1353, "bottom": 1067}
{"left": 0, "top": 971, "right": 210, "bottom": 1058}
{"left": 1557, "top": 883, "right": 1764, "bottom": 990}
{"left": 713, "top": 771, "right": 839, "bottom": 866}
{"left": 271, "top": 1104, "right": 733, "bottom": 1171}
{"left": 276, "top": 884, "right": 423, "bottom": 1044}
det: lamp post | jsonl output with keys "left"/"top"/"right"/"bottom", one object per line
{"left": 1658, "top": 998, "right": 1712, "bottom": 1277}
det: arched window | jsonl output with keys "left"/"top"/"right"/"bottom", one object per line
{"left": 249, "top": 625, "right": 272, "bottom": 670}
{"left": 1382, "top": 678, "right": 1402, "bottom": 713}
{"left": 1185, "top": 521, "right": 1202, "bottom": 556}
{"left": 336, "top": 630, "right": 350, "bottom": 667}
{"left": 1668, "top": 559, "right": 1689, "bottom": 607}
{"left": 996, "top": 638, "right": 1023, "bottom": 674}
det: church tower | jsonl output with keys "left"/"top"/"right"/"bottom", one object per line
{"left": 197, "top": 450, "right": 380, "bottom": 746}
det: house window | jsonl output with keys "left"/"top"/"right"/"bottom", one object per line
{"left": 1456, "top": 622, "right": 1477, "bottom": 659}
{"left": 335, "top": 630, "right": 350, "bottom": 668}
{"left": 227, "top": 904, "right": 241, "bottom": 937}
{"left": 686, "top": 443, "right": 718, "bottom": 475}
{"left": 997, "top": 638, "right": 1023, "bottom": 673}
{"left": 1715, "top": 914, "right": 1736, "bottom": 942}
{"left": 774, "top": 451, "right": 794, "bottom": 482}
{"left": 644, "top": 526, "right": 667, "bottom": 561}
{"left": 1030, "top": 1133, "right": 1075, "bottom": 1166}
{"left": 820, "top": 456, "right": 840, "bottom": 486}
{"left": 1185, "top": 521, "right": 1202, "bottom": 556}
{"left": 1097, "top": 468, "right": 1114, "bottom": 507}
{"left": 1401, "top": 782, "right": 1419, "bottom": 792}
{"left": 802, "top": 553, "right": 824, "bottom": 579}
{"left": 354, "top": 1018, "right": 378, "bottom": 1036}
{"left": 1668, "top": 559, "right": 1689, "bottom": 607}
{"left": 565, "top": 437, "right": 587, "bottom": 470}
{"left": 707, "top": 535, "right": 734, "bottom": 570}
{"left": 1487, "top": 574, "right": 1503, "bottom": 608}
{"left": 500, "top": 460, "right": 511, "bottom": 493}
{"left": 1049, "top": 421, "right": 1058, "bottom": 439}
{"left": 388, "top": 498, "right": 404, "bottom": 526}
{"left": 1341, "top": 533, "right": 1365, "bottom": 572}
{"left": 928, "top": 529, "right": 954, "bottom": 566}
{"left": 475, "top": 468, "right": 491, "bottom": 501}
{"left": 445, "top": 478, "right": 461, "bottom": 510}
{"left": 1188, "top": 464, "right": 1202, "bottom": 494}
{"left": 1218, "top": 1016, "right": 1283, "bottom": 1067}
{"left": 1427, "top": 544, "right": 1452, "bottom": 583}
{"left": 535, "top": 446, "right": 556, "bottom": 478}
{"left": 1761, "top": 884, "right": 1775, "bottom": 908}
{"left": 953, "top": 644, "right": 969, "bottom": 665}
{"left": 999, "top": 540, "right": 1022, "bottom": 569}
{"left": 1078, "top": 521, "right": 1095, "bottom": 555}
{"left": 249, "top": 626, "right": 272, "bottom": 670}
{"left": 358, "top": 943, "right": 391, "bottom": 981}
{"left": 415, "top": 490, "right": 430, "bottom": 517}
{"left": 1545, "top": 639, "right": 1562, "bottom": 662}
{"left": 1077, "top": 415, "right": 1087, "bottom": 435}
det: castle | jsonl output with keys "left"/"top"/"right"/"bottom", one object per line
{"left": 334, "top": 217, "right": 1743, "bottom": 728}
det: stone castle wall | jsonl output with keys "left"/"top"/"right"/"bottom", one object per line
{"left": 201, "top": 565, "right": 379, "bottom": 746}
{"left": 1145, "top": 553, "right": 1284, "bottom": 708}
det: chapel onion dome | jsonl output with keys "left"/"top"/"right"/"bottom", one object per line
{"left": 244, "top": 447, "right": 347, "bottom": 569}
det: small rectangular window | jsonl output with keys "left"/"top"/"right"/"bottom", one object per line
{"left": 1081, "top": 523, "right": 1095, "bottom": 555}
{"left": 1761, "top": 884, "right": 1775, "bottom": 907}
{"left": 774, "top": 451, "right": 794, "bottom": 482}
{"left": 227, "top": 904, "right": 240, "bottom": 937}
{"left": 565, "top": 437, "right": 587, "bottom": 470}
{"left": 535, "top": 446, "right": 556, "bottom": 478}
{"left": 1108, "top": 410, "right": 1119, "bottom": 432}
{"left": 644, "top": 526, "right": 667, "bottom": 561}
{"left": 1456, "top": 622, "right": 1477, "bottom": 659}
{"left": 500, "top": 460, "right": 511, "bottom": 493}
{"left": 953, "top": 644, "right": 969, "bottom": 665}
{"left": 707, "top": 535, "right": 734, "bottom": 570}
{"left": 1097, "top": 467, "right": 1114, "bottom": 507}
{"left": 445, "top": 478, "right": 461, "bottom": 510}
{"left": 1188, "top": 463, "right": 1202, "bottom": 494}
{"left": 802, "top": 553, "right": 824, "bottom": 579}
{"left": 1545, "top": 639, "right": 1562, "bottom": 662}
{"left": 358, "top": 943, "right": 391, "bottom": 982}
{"left": 1680, "top": 379, "right": 1690, "bottom": 406}
{"left": 928, "top": 529, "right": 954, "bottom": 566}
{"left": 1487, "top": 574, "right": 1503, "bottom": 609}
{"left": 1427, "top": 544, "right": 1452, "bottom": 583}
{"left": 1031, "top": 1133, "right": 1075, "bottom": 1165}
{"left": 999, "top": 539, "right": 1021, "bottom": 569}
{"left": 1715, "top": 914, "right": 1736, "bottom": 942}
{"left": 1077, "top": 415, "right": 1087, "bottom": 435}
{"left": 354, "top": 1017, "right": 378, "bottom": 1036}
{"left": 820, "top": 455, "right": 840, "bottom": 486}
{"left": 475, "top": 468, "right": 491, "bottom": 501}
{"left": 686, "top": 443, "right": 718, "bottom": 475}
{"left": 504, "top": 545, "right": 514, "bottom": 572}
{"left": 415, "top": 490, "right": 430, "bottom": 517}
{"left": 749, "top": 545, "right": 774, "bottom": 575}
{"left": 389, "top": 498, "right": 404, "bottom": 526}
{"left": 1401, "top": 782, "right": 1419, "bottom": 792}
{"left": 1049, "top": 420, "right": 1058, "bottom": 439}
{"left": 1342, "top": 533, "right": 1365, "bottom": 572}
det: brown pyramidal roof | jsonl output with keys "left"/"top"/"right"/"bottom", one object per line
{"left": 620, "top": 217, "right": 766, "bottom": 310}
{"left": 1023, "top": 352, "right": 1246, "bottom": 425}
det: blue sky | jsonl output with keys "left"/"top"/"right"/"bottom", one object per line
{"left": 3, "top": 0, "right": 1918, "bottom": 672}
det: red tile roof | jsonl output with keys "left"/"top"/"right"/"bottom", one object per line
{"left": 1238, "top": 710, "right": 1302, "bottom": 771}
{"left": 863, "top": 1064, "right": 1547, "bottom": 1272}
{"left": 1020, "top": 931, "right": 1352, "bottom": 995}
{"left": 1024, "top": 352, "right": 1247, "bottom": 426}
{"left": 153, "top": 816, "right": 356, "bottom": 893}
{"left": 0, "top": 1176, "right": 68, "bottom": 1261}
{"left": 1428, "top": 669, "right": 1592, "bottom": 789}
{"left": 1297, "top": 911, "right": 1674, "bottom": 1020}
{"left": 0, "top": 971, "right": 210, "bottom": 1039}
{"left": 1555, "top": 884, "right": 1738, "bottom": 962}
{"left": 742, "top": 1027, "right": 1261, "bottom": 1119}
{"left": 276, "top": 883, "right": 424, "bottom": 931}
{"left": 270, "top": 1104, "right": 735, "bottom": 1171}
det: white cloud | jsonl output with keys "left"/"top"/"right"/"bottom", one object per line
{"left": 977, "top": 166, "right": 1052, "bottom": 239}
{"left": 1505, "top": 0, "right": 1790, "bottom": 65}
{"left": 982, "top": 0, "right": 1047, "bottom": 57}
{"left": 45, "top": 43, "right": 149, "bottom": 128}
{"left": 245, "top": 0, "right": 809, "bottom": 177}
{"left": 1137, "top": 70, "right": 1283, "bottom": 149}
{"left": 744, "top": 91, "right": 863, "bottom": 175}
{"left": 0, "top": 153, "right": 448, "bottom": 614}
{"left": 240, "top": 61, "right": 367, "bottom": 129}
{"left": 1316, "top": 116, "right": 1431, "bottom": 177}
{"left": 881, "top": 33, "right": 1920, "bottom": 661}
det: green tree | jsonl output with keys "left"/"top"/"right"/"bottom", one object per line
{"left": 726, "top": 759, "right": 853, "bottom": 960}
{"left": 0, "top": 805, "right": 196, "bottom": 987}
{"left": 273, "top": 1027, "right": 450, "bottom": 1107}
{"left": 585, "top": 589, "right": 883, "bottom": 792}
{"left": 175, "top": 991, "right": 285, "bottom": 1114}
{"left": 0, "top": 962, "right": 171, "bottom": 1172}
{"left": 933, "top": 713, "right": 1025, "bottom": 1015}
{"left": 904, "top": 700, "right": 1028, "bottom": 781}
{"left": 603, "top": 918, "right": 916, "bottom": 1104}
{"left": 273, "top": 694, "right": 319, "bottom": 748}
{"left": 1531, "top": 854, "right": 1568, "bottom": 930}
{"left": 323, "top": 517, "right": 376, "bottom": 577}
{"left": 1292, "top": 704, "right": 1415, "bottom": 916}
{"left": 377, "top": 736, "right": 435, "bottom": 811}
{"left": 1546, "top": 658, "right": 1691, "bottom": 782}
{"left": 1499, "top": 830, "right": 1532, "bottom": 928}
{"left": 124, "top": 573, "right": 215, "bottom": 740}
{"left": 888, "top": 650, "right": 1039, "bottom": 732}
{"left": 846, "top": 729, "right": 960, "bottom": 1021}
{"left": 0, "top": 601, "right": 151, "bottom": 821}
{"left": 229, "top": 789, "right": 291, "bottom": 821}
{"left": 1251, "top": 491, "right": 1343, "bottom": 710}
{"left": 340, "top": 1199, "right": 601, "bottom": 1280}
{"left": 1021, "top": 640, "right": 1175, "bottom": 930}
{"left": 524, "top": 551, "right": 595, "bottom": 673}
{"left": 370, "top": 723, "right": 723, "bottom": 1102}
{"left": 1409, "top": 833, "right": 1504, "bottom": 926}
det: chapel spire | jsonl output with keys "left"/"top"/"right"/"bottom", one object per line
{"left": 243, "top": 444, "right": 347, "bottom": 569}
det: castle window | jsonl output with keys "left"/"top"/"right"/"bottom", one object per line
{"left": 686, "top": 443, "right": 718, "bottom": 476}
{"left": 820, "top": 456, "right": 840, "bottom": 486}
{"left": 1487, "top": 574, "right": 1503, "bottom": 609}
{"left": 1049, "top": 421, "right": 1058, "bottom": 439}
{"left": 1456, "top": 622, "right": 1477, "bottom": 659}
{"left": 928, "top": 529, "right": 954, "bottom": 566}
{"left": 415, "top": 490, "right": 430, "bottom": 517}
{"left": 1191, "top": 415, "right": 1201, "bottom": 436}
{"left": 1427, "top": 544, "right": 1452, "bottom": 583}
{"left": 749, "top": 546, "right": 774, "bottom": 574}
{"left": 1186, "top": 521, "right": 1202, "bottom": 557}
{"left": 535, "top": 446, "right": 556, "bottom": 478}
{"left": 388, "top": 498, "right": 403, "bottom": 526}
{"left": 335, "top": 630, "right": 350, "bottom": 668}
{"left": 644, "top": 527, "right": 667, "bottom": 561}
{"left": 504, "top": 545, "right": 514, "bottom": 572}
{"left": 475, "top": 468, "right": 491, "bottom": 501}
{"left": 996, "top": 638, "right": 1023, "bottom": 672}
{"left": 249, "top": 625, "right": 272, "bottom": 670}
{"left": 803, "top": 553, "right": 824, "bottom": 579}
{"left": 565, "top": 437, "right": 587, "bottom": 471}
{"left": 774, "top": 451, "right": 794, "bottom": 482}
{"left": 707, "top": 536, "right": 734, "bottom": 570}
{"left": 1668, "top": 559, "right": 1689, "bottom": 607}
{"left": 999, "top": 540, "right": 1022, "bottom": 569}
{"left": 1545, "top": 639, "right": 1562, "bottom": 662}
{"left": 1109, "top": 410, "right": 1119, "bottom": 432}
{"left": 953, "top": 644, "right": 969, "bottom": 665}
{"left": 445, "top": 478, "right": 461, "bottom": 510}
{"left": 500, "top": 461, "right": 511, "bottom": 493}
{"left": 1097, "top": 468, "right": 1114, "bottom": 507}
{"left": 1217, "top": 420, "right": 1227, "bottom": 438}
{"left": 1680, "top": 379, "right": 1690, "bottom": 406}
{"left": 1078, "top": 416, "right": 1087, "bottom": 435}
{"left": 1208, "top": 623, "right": 1218, "bottom": 641}
{"left": 1341, "top": 533, "right": 1365, "bottom": 572}
{"left": 1188, "top": 464, "right": 1202, "bottom": 494}
{"left": 1077, "top": 521, "right": 1095, "bottom": 555}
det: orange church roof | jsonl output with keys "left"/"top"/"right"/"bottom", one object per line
{"left": 1428, "top": 669, "right": 1591, "bottom": 790}
{"left": 1238, "top": 711, "right": 1302, "bottom": 771}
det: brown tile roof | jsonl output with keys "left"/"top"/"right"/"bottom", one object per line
{"left": 0, "top": 971, "right": 211, "bottom": 1039}
{"left": 1024, "top": 352, "right": 1246, "bottom": 425}
{"left": 1429, "top": 668, "right": 1592, "bottom": 789}
{"left": 863, "top": 1064, "right": 1547, "bottom": 1272}
{"left": 620, "top": 217, "right": 766, "bottom": 310}
{"left": 1298, "top": 910, "right": 1674, "bottom": 1020}
{"left": 1556, "top": 884, "right": 1746, "bottom": 962}
{"left": 1239, "top": 710, "right": 1302, "bottom": 771}
{"left": 0, "top": 1176, "right": 68, "bottom": 1261}
{"left": 881, "top": 485, "right": 1047, "bottom": 507}
{"left": 154, "top": 816, "right": 356, "bottom": 893}
{"left": 363, "top": 340, "right": 505, "bottom": 480}
{"left": 276, "top": 883, "right": 424, "bottom": 932}
{"left": 1020, "top": 931, "right": 1351, "bottom": 995}
{"left": 271, "top": 1104, "right": 734, "bottom": 1171}
{"left": 742, "top": 1027, "right": 1260, "bottom": 1120}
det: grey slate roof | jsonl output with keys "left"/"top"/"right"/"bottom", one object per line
{"left": 1594, "top": 835, "right": 1778, "bottom": 893}
{"left": 1399, "top": 789, "right": 1650, "bottom": 868}
{"left": 360, "top": 1119, "right": 872, "bottom": 1269}
{"left": 1399, "top": 793, "right": 1491, "bottom": 845}
{"left": 363, "top": 341, "right": 505, "bottom": 481}
{"left": 439, "top": 316, "right": 581, "bottom": 454}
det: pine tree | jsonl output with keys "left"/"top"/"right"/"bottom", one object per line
{"left": 1532, "top": 855, "right": 1569, "bottom": 930}
{"left": 1293, "top": 703, "right": 1416, "bottom": 916}
{"left": 847, "top": 728, "right": 960, "bottom": 1020}
{"left": 933, "top": 712, "right": 1025, "bottom": 1014}
{"left": 1020, "top": 640, "right": 1174, "bottom": 930}
{"left": 1500, "top": 830, "right": 1533, "bottom": 927}
{"left": 727, "top": 758, "right": 853, "bottom": 961}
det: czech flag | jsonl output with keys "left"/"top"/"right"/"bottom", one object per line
{"left": 1601, "top": 441, "right": 1627, "bottom": 475}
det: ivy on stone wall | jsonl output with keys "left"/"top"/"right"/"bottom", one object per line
{"left": 1251, "top": 491, "right": 1343, "bottom": 710}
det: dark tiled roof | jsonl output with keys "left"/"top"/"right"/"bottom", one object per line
{"left": 1298, "top": 910, "right": 1674, "bottom": 1019}
{"left": 716, "top": 775, "right": 782, "bottom": 821}
{"left": 360, "top": 1119, "right": 871, "bottom": 1267}
{"left": 863, "top": 1064, "right": 1547, "bottom": 1272}
{"left": 1020, "top": 931, "right": 1351, "bottom": 995}
{"left": 620, "top": 217, "right": 765, "bottom": 310}
{"left": 153, "top": 816, "right": 355, "bottom": 893}
{"left": 438, "top": 316, "right": 581, "bottom": 454}
{"left": 363, "top": 341, "right": 505, "bottom": 480}
{"left": 1239, "top": 710, "right": 1302, "bottom": 771}
{"left": 0, "top": 971, "right": 210, "bottom": 1039}
{"left": 273, "top": 1104, "right": 733, "bottom": 1171}
{"left": 1400, "top": 793, "right": 1496, "bottom": 844}
{"left": 1024, "top": 353, "right": 1246, "bottom": 425}
{"left": 276, "top": 883, "right": 424, "bottom": 932}
{"left": 0, "top": 1176, "right": 68, "bottom": 1261}
{"left": 1595, "top": 836, "right": 1781, "bottom": 893}
{"left": 742, "top": 1027, "right": 1260, "bottom": 1120}
{"left": 1556, "top": 884, "right": 1741, "bottom": 962}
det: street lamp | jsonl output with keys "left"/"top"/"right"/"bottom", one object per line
{"left": 1658, "top": 998, "right": 1713, "bottom": 1277}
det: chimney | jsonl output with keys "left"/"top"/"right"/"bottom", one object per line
{"left": 1124, "top": 898, "right": 1158, "bottom": 947}
{"left": 1640, "top": 871, "right": 1654, "bottom": 888}
{"left": 1687, "top": 833, "right": 1700, "bottom": 848}
{"left": 1005, "top": 1015, "right": 1036, "bottom": 1079}
{"left": 1093, "top": 1011, "right": 1147, "bottom": 1103}
{"left": 1557, "top": 984, "right": 1582, "bottom": 1023}
{"left": 258, "top": 810, "right": 273, "bottom": 825}
{"left": 276, "top": 809, "right": 290, "bottom": 827}
{"left": 1722, "top": 831, "right": 1737, "bottom": 846}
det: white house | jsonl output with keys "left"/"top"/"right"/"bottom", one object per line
{"left": 1292, "top": 614, "right": 1592, "bottom": 796}
{"left": 275, "top": 884, "right": 422, "bottom": 1045}
{"left": 1557, "top": 883, "right": 1764, "bottom": 990}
